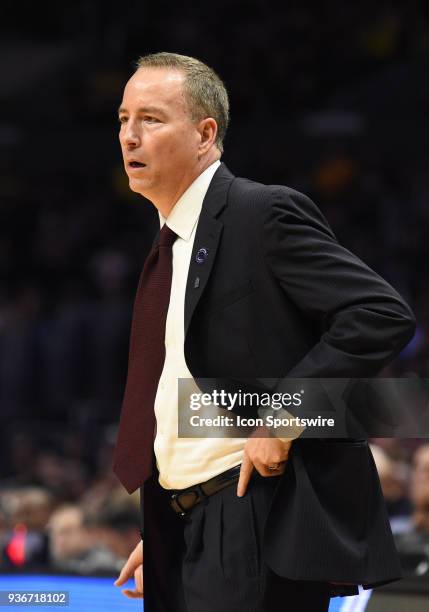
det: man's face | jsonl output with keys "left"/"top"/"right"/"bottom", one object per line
{"left": 118, "top": 67, "right": 202, "bottom": 204}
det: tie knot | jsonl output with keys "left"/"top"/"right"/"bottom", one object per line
{"left": 158, "top": 224, "right": 177, "bottom": 247}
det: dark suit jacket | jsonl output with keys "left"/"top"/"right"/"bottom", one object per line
{"left": 143, "top": 162, "right": 416, "bottom": 603}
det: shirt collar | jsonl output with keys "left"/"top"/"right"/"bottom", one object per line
{"left": 158, "top": 160, "right": 221, "bottom": 241}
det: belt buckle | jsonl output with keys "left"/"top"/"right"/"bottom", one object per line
{"left": 170, "top": 492, "right": 188, "bottom": 517}
{"left": 171, "top": 485, "right": 207, "bottom": 517}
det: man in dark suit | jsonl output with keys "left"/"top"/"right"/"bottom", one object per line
{"left": 113, "top": 52, "right": 416, "bottom": 611}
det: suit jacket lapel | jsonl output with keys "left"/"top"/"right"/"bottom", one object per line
{"left": 184, "top": 163, "right": 235, "bottom": 336}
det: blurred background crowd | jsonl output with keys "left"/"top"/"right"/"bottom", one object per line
{"left": 1, "top": 0, "right": 429, "bottom": 582}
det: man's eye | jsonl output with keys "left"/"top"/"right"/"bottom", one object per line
{"left": 144, "top": 116, "right": 159, "bottom": 123}
{"left": 118, "top": 116, "right": 127, "bottom": 124}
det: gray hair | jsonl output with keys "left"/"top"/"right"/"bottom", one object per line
{"left": 135, "top": 52, "right": 229, "bottom": 153}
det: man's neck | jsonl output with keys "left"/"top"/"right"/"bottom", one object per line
{"left": 153, "top": 153, "right": 220, "bottom": 218}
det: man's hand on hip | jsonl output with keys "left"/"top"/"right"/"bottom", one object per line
{"left": 114, "top": 540, "right": 143, "bottom": 599}
{"left": 237, "top": 430, "right": 292, "bottom": 497}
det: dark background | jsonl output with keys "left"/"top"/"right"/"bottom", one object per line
{"left": 1, "top": 0, "right": 429, "bottom": 582}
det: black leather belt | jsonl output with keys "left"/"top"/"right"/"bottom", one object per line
{"left": 169, "top": 464, "right": 241, "bottom": 517}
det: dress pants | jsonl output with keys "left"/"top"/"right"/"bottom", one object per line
{"left": 143, "top": 470, "right": 331, "bottom": 611}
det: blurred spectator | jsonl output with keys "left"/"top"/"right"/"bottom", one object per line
{"left": 370, "top": 444, "right": 411, "bottom": 530}
{"left": 0, "top": 487, "right": 54, "bottom": 532}
{"left": 33, "top": 451, "right": 88, "bottom": 501}
{"left": 0, "top": 487, "right": 54, "bottom": 570}
{"left": 410, "top": 444, "right": 429, "bottom": 532}
{"left": 47, "top": 504, "right": 121, "bottom": 575}
{"left": 83, "top": 489, "right": 141, "bottom": 561}
{"left": 394, "top": 444, "right": 429, "bottom": 579}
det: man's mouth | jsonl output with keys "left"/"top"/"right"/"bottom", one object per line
{"left": 128, "top": 161, "right": 146, "bottom": 168}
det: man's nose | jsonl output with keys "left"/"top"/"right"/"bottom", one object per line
{"left": 121, "top": 121, "right": 141, "bottom": 148}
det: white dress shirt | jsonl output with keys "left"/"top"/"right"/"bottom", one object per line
{"left": 154, "top": 160, "right": 246, "bottom": 489}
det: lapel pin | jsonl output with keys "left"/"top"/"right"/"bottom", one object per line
{"left": 194, "top": 277, "right": 200, "bottom": 289}
{"left": 195, "top": 247, "right": 209, "bottom": 264}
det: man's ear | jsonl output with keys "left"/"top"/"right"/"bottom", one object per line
{"left": 198, "top": 117, "right": 218, "bottom": 155}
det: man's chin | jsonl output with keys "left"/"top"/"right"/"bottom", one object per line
{"left": 128, "top": 177, "right": 150, "bottom": 197}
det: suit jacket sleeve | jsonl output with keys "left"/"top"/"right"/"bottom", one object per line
{"left": 259, "top": 186, "right": 416, "bottom": 379}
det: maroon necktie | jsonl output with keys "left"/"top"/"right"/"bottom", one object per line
{"left": 113, "top": 224, "right": 177, "bottom": 493}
